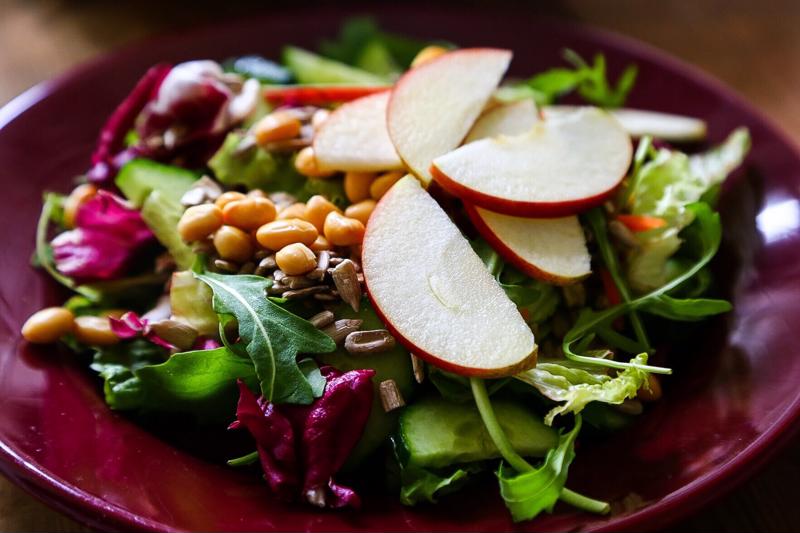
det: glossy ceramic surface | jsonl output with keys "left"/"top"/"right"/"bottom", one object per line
{"left": 2, "top": 6, "right": 800, "bottom": 532}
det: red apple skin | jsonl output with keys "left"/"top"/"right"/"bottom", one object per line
{"left": 362, "top": 180, "right": 538, "bottom": 378}
{"left": 463, "top": 203, "right": 590, "bottom": 286}
{"left": 430, "top": 163, "right": 624, "bottom": 218}
{"left": 264, "top": 85, "right": 389, "bottom": 106}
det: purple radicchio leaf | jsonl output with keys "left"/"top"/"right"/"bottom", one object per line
{"left": 135, "top": 61, "right": 260, "bottom": 167}
{"left": 109, "top": 311, "right": 177, "bottom": 350}
{"left": 87, "top": 63, "right": 172, "bottom": 185}
{"left": 230, "top": 367, "right": 375, "bottom": 509}
{"left": 231, "top": 380, "right": 299, "bottom": 500}
{"left": 51, "top": 191, "right": 155, "bottom": 282}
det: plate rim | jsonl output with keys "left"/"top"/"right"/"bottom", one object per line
{"left": 1, "top": 9, "right": 799, "bottom": 533}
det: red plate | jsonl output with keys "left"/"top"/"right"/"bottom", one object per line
{"left": 2, "top": 6, "right": 800, "bottom": 532}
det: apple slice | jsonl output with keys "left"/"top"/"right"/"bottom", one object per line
{"left": 465, "top": 205, "right": 590, "bottom": 285}
{"left": 263, "top": 85, "right": 390, "bottom": 106}
{"left": 313, "top": 91, "right": 403, "bottom": 172}
{"left": 362, "top": 175, "right": 536, "bottom": 377}
{"left": 465, "top": 98, "right": 539, "bottom": 144}
{"left": 387, "top": 48, "right": 512, "bottom": 186}
{"left": 431, "top": 107, "right": 632, "bottom": 217}
{"left": 543, "top": 105, "right": 707, "bottom": 142}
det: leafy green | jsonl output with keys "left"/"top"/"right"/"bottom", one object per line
{"left": 91, "top": 339, "right": 168, "bottom": 410}
{"left": 209, "top": 132, "right": 306, "bottom": 193}
{"left": 302, "top": 175, "right": 348, "bottom": 209}
{"left": 319, "top": 17, "right": 438, "bottom": 71}
{"left": 115, "top": 159, "right": 198, "bottom": 208}
{"left": 140, "top": 190, "right": 196, "bottom": 270}
{"left": 562, "top": 203, "right": 725, "bottom": 374}
{"left": 516, "top": 354, "right": 650, "bottom": 425}
{"left": 624, "top": 129, "right": 750, "bottom": 292}
{"left": 638, "top": 294, "right": 731, "bottom": 321}
{"left": 497, "top": 416, "right": 583, "bottom": 522}
{"left": 35, "top": 193, "right": 165, "bottom": 305}
{"left": 282, "top": 46, "right": 388, "bottom": 84}
{"left": 398, "top": 462, "right": 476, "bottom": 505}
{"left": 471, "top": 238, "right": 560, "bottom": 323}
{"left": 195, "top": 272, "right": 336, "bottom": 404}
{"left": 428, "top": 367, "right": 509, "bottom": 403}
{"left": 92, "top": 342, "right": 262, "bottom": 422}
{"left": 170, "top": 270, "right": 219, "bottom": 337}
{"left": 514, "top": 49, "right": 637, "bottom": 108}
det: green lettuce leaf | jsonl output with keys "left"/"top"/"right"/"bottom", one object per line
{"left": 195, "top": 272, "right": 336, "bottom": 404}
{"left": 497, "top": 416, "right": 582, "bottom": 522}
{"left": 92, "top": 342, "right": 263, "bottom": 422}
{"left": 625, "top": 128, "right": 750, "bottom": 292}
{"left": 638, "top": 294, "right": 731, "bottom": 321}
{"left": 516, "top": 354, "right": 649, "bottom": 425}
{"left": 91, "top": 338, "right": 168, "bottom": 410}
{"left": 209, "top": 132, "right": 305, "bottom": 193}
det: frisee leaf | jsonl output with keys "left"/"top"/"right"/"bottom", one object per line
{"left": 516, "top": 354, "right": 650, "bottom": 425}
{"left": 195, "top": 272, "right": 336, "bottom": 404}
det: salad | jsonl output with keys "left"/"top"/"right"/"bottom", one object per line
{"left": 20, "top": 19, "right": 749, "bottom": 522}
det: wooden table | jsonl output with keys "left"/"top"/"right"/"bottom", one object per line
{"left": 1, "top": 1, "right": 798, "bottom": 531}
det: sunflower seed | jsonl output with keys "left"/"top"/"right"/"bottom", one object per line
{"left": 410, "top": 354, "right": 425, "bottom": 383}
{"left": 213, "top": 259, "right": 239, "bottom": 273}
{"left": 273, "top": 269, "right": 286, "bottom": 282}
{"left": 344, "top": 329, "right": 395, "bottom": 355}
{"left": 180, "top": 176, "right": 223, "bottom": 207}
{"left": 331, "top": 259, "right": 361, "bottom": 312}
{"left": 379, "top": 379, "right": 405, "bottom": 412}
{"left": 321, "top": 319, "right": 362, "bottom": 344}
{"left": 266, "top": 282, "right": 287, "bottom": 295}
{"left": 284, "top": 275, "right": 315, "bottom": 289}
{"left": 309, "top": 310, "right": 335, "bottom": 329}
{"left": 283, "top": 286, "right": 328, "bottom": 300}
{"left": 239, "top": 261, "right": 256, "bottom": 275}
{"left": 307, "top": 250, "right": 330, "bottom": 281}
{"left": 313, "top": 292, "right": 339, "bottom": 302}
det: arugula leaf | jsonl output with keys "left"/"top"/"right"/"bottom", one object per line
{"left": 561, "top": 202, "right": 724, "bottom": 374}
{"left": 638, "top": 294, "right": 731, "bottom": 321}
{"left": 497, "top": 416, "right": 583, "bottom": 522}
{"left": 195, "top": 272, "right": 336, "bottom": 404}
{"left": 518, "top": 49, "right": 637, "bottom": 108}
{"left": 471, "top": 237, "right": 559, "bottom": 323}
{"left": 516, "top": 354, "right": 650, "bottom": 425}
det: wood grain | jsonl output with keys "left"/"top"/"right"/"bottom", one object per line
{"left": 0, "top": 1, "right": 797, "bottom": 531}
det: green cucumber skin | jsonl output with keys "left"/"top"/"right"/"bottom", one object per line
{"left": 317, "top": 300, "right": 415, "bottom": 471}
{"left": 116, "top": 159, "right": 198, "bottom": 208}
{"left": 399, "top": 397, "right": 557, "bottom": 469}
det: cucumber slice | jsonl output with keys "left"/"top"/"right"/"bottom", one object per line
{"left": 116, "top": 159, "right": 198, "bottom": 208}
{"left": 140, "top": 191, "right": 196, "bottom": 270}
{"left": 318, "top": 299, "right": 414, "bottom": 470}
{"left": 282, "top": 46, "right": 387, "bottom": 85}
{"left": 399, "top": 397, "right": 557, "bottom": 468}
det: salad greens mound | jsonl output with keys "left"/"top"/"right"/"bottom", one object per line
{"left": 23, "top": 17, "right": 749, "bottom": 523}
